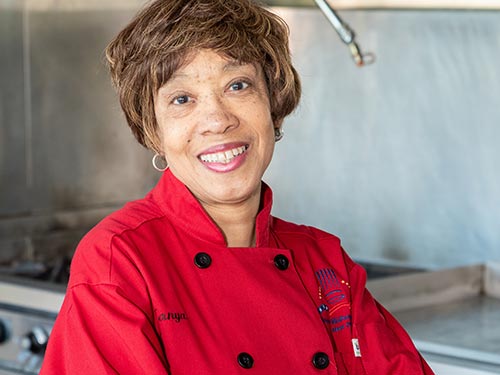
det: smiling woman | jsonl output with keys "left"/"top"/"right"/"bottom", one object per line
{"left": 39, "top": 0, "right": 434, "bottom": 374}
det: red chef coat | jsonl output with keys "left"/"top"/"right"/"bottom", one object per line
{"left": 40, "top": 170, "right": 434, "bottom": 374}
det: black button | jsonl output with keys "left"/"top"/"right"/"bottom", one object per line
{"left": 194, "top": 252, "right": 212, "bottom": 268}
{"left": 237, "top": 352, "right": 254, "bottom": 369}
{"left": 312, "top": 352, "right": 330, "bottom": 370}
{"left": 274, "top": 254, "right": 289, "bottom": 270}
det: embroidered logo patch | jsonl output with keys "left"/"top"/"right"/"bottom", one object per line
{"left": 315, "top": 268, "right": 351, "bottom": 333}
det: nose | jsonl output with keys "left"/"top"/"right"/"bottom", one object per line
{"left": 198, "top": 94, "right": 239, "bottom": 135}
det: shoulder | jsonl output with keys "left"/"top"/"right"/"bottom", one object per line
{"left": 82, "top": 195, "right": 165, "bottom": 248}
{"left": 70, "top": 195, "right": 166, "bottom": 285}
{"left": 272, "top": 216, "right": 359, "bottom": 274}
{"left": 272, "top": 216, "right": 358, "bottom": 267}
{"left": 272, "top": 216, "right": 341, "bottom": 246}
{"left": 101, "top": 195, "right": 165, "bottom": 234}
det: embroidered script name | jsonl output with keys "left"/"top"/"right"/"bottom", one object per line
{"left": 157, "top": 312, "right": 188, "bottom": 323}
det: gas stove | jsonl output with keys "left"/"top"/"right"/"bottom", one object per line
{"left": 0, "top": 276, "right": 65, "bottom": 374}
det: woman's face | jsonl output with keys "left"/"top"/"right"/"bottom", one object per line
{"left": 154, "top": 49, "right": 276, "bottom": 208}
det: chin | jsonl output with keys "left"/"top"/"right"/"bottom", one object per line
{"left": 211, "top": 189, "right": 254, "bottom": 204}
{"left": 209, "top": 181, "right": 261, "bottom": 204}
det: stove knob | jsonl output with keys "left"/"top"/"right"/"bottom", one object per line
{"left": 0, "top": 319, "right": 9, "bottom": 344}
{"left": 22, "top": 326, "right": 49, "bottom": 354}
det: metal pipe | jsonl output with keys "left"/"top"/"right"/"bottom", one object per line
{"left": 313, "top": 0, "right": 374, "bottom": 66}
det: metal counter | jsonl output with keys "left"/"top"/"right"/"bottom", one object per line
{"left": 367, "top": 263, "right": 500, "bottom": 374}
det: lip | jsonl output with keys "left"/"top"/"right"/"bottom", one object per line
{"left": 197, "top": 142, "right": 249, "bottom": 173}
{"left": 198, "top": 142, "right": 248, "bottom": 156}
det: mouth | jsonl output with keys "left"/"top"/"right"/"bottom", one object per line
{"left": 198, "top": 145, "right": 249, "bottom": 164}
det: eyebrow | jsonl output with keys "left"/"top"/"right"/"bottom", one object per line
{"left": 222, "top": 60, "right": 254, "bottom": 72}
{"left": 168, "top": 60, "right": 255, "bottom": 81}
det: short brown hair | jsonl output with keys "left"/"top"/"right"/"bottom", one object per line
{"left": 105, "top": 0, "right": 301, "bottom": 153}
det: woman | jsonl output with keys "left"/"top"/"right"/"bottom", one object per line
{"left": 41, "top": 0, "right": 434, "bottom": 374}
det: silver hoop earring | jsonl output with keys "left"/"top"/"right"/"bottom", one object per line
{"left": 152, "top": 153, "right": 168, "bottom": 172}
{"left": 274, "top": 127, "right": 284, "bottom": 142}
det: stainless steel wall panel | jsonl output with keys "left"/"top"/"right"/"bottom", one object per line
{"left": 266, "top": 8, "right": 500, "bottom": 268}
{"left": 0, "top": 1, "right": 28, "bottom": 217}
{"left": 28, "top": 8, "right": 158, "bottom": 213}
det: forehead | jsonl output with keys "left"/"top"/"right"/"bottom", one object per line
{"left": 168, "top": 50, "right": 261, "bottom": 83}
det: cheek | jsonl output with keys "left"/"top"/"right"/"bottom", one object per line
{"left": 159, "top": 125, "right": 193, "bottom": 159}
{"left": 245, "top": 98, "right": 273, "bottom": 124}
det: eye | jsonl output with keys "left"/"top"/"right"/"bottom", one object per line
{"left": 229, "top": 81, "right": 249, "bottom": 91}
{"left": 172, "top": 95, "right": 191, "bottom": 105}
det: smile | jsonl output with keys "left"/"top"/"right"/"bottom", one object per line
{"left": 199, "top": 145, "right": 249, "bottom": 164}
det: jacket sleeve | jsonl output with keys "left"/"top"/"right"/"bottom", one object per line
{"left": 344, "top": 252, "right": 435, "bottom": 375}
{"left": 40, "top": 283, "right": 170, "bottom": 375}
{"left": 39, "top": 228, "right": 171, "bottom": 375}
{"left": 371, "top": 299, "right": 435, "bottom": 374}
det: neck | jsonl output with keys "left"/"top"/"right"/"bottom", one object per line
{"left": 200, "top": 189, "right": 261, "bottom": 248}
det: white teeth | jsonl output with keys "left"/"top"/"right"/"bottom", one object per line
{"left": 200, "top": 145, "right": 247, "bottom": 164}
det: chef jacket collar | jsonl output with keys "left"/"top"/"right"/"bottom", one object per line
{"left": 151, "top": 169, "right": 273, "bottom": 248}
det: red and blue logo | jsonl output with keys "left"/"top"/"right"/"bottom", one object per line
{"left": 315, "top": 268, "right": 351, "bottom": 332}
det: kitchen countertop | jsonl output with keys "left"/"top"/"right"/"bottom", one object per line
{"left": 0, "top": 276, "right": 65, "bottom": 314}
{"left": 367, "top": 262, "right": 500, "bottom": 374}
